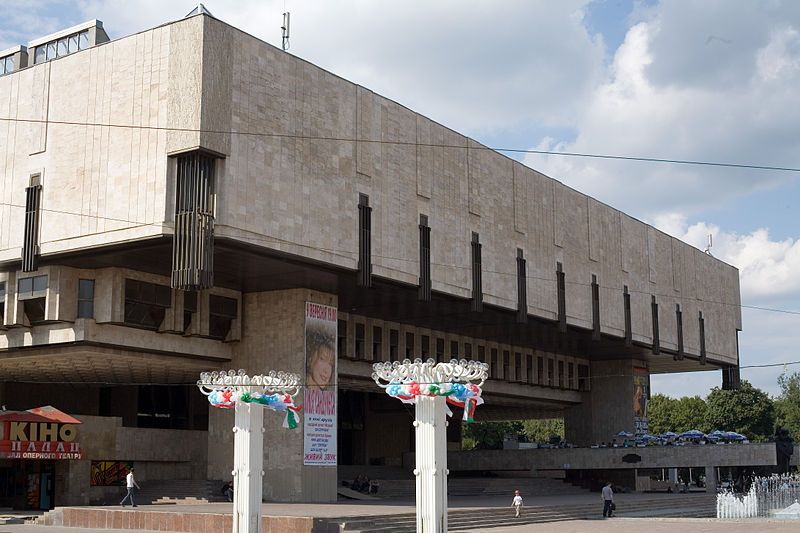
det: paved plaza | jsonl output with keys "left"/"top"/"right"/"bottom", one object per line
{"left": 2, "top": 518, "right": 799, "bottom": 533}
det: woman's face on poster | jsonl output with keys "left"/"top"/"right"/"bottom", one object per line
{"left": 310, "top": 345, "right": 334, "bottom": 387}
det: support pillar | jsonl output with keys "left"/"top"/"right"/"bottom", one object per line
{"left": 705, "top": 465, "right": 717, "bottom": 493}
{"left": 232, "top": 399, "right": 264, "bottom": 533}
{"left": 414, "top": 396, "right": 448, "bottom": 533}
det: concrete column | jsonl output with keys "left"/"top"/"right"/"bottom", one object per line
{"left": 705, "top": 465, "right": 717, "bottom": 493}
{"left": 565, "top": 360, "right": 646, "bottom": 447}
{"left": 414, "top": 395, "right": 448, "bottom": 533}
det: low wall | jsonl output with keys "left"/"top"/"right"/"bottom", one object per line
{"left": 405, "top": 443, "right": 800, "bottom": 473}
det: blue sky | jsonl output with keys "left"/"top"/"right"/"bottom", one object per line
{"left": 2, "top": 1, "right": 798, "bottom": 399}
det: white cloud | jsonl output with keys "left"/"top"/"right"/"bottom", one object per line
{"left": 524, "top": 2, "right": 800, "bottom": 220}
{"left": 654, "top": 214, "right": 800, "bottom": 302}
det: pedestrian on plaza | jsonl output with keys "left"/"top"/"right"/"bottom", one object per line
{"left": 221, "top": 480, "right": 234, "bottom": 502}
{"left": 602, "top": 481, "right": 615, "bottom": 518}
{"left": 511, "top": 489, "right": 523, "bottom": 518}
{"left": 120, "top": 468, "right": 141, "bottom": 507}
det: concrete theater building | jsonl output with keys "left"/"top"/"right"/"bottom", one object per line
{"left": 0, "top": 10, "right": 742, "bottom": 508}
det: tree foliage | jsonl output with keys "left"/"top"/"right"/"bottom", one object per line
{"left": 522, "top": 419, "right": 565, "bottom": 443}
{"left": 704, "top": 380, "right": 775, "bottom": 441}
{"left": 775, "top": 371, "right": 800, "bottom": 441}
{"left": 647, "top": 394, "right": 708, "bottom": 433}
{"left": 462, "top": 421, "right": 523, "bottom": 450}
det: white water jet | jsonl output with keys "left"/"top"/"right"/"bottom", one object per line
{"left": 716, "top": 474, "right": 800, "bottom": 519}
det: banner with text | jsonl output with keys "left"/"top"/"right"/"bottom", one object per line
{"left": 633, "top": 367, "right": 649, "bottom": 436}
{"left": 303, "top": 302, "right": 338, "bottom": 466}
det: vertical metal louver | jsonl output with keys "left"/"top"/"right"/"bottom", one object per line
{"left": 675, "top": 304, "right": 684, "bottom": 360}
{"left": 418, "top": 214, "right": 431, "bottom": 301}
{"left": 698, "top": 311, "right": 707, "bottom": 365}
{"left": 22, "top": 183, "right": 42, "bottom": 272}
{"left": 651, "top": 295, "right": 660, "bottom": 354}
{"left": 516, "top": 248, "right": 527, "bottom": 323}
{"left": 171, "top": 151, "right": 216, "bottom": 290}
{"left": 556, "top": 262, "right": 566, "bottom": 332}
{"left": 357, "top": 193, "right": 372, "bottom": 288}
{"left": 470, "top": 232, "right": 482, "bottom": 312}
{"left": 591, "top": 274, "right": 600, "bottom": 340}
{"left": 623, "top": 285, "right": 632, "bottom": 345}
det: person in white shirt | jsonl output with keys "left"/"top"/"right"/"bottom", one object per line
{"left": 601, "top": 481, "right": 614, "bottom": 517}
{"left": 120, "top": 468, "right": 141, "bottom": 507}
{"left": 511, "top": 489, "right": 523, "bottom": 517}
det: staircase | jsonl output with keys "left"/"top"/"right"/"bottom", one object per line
{"left": 325, "top": 493, "right": 717, "bottom": 532}
{"left": 345, "top": 477, "right": 588, "bottom": 500}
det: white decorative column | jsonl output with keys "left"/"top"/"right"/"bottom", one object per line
{"left": 198, "top": 370, "right": 302, "bottom": 533}
{"left": 373, "top": 358, "right": 488, "bottom": 533}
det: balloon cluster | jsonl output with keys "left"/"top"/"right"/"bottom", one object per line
{"left": 207, "top": 390, "right": 302, "bottom": 429}
{"left": 385, "top": 380, "right": 484, "bottom": 423}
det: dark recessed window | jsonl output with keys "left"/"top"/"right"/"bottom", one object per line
{"left": 450, "top": 340, "right": 459, "bottom": 359}
{"left": 548, "top": 359, "right": 555, "bottom": 387}
{"left": 578, "top": 364, "right": 590, "bottom": 391}
{"left": 0, "top": 281, "right": 5, "bottom": 323}
{"left": 389, "top": 329, "right": 399, "bottom": 361}
{"left": 77, "top": 279, "right": 95, "bottom": 318}
{"left": 477, "top": 345, "right": 485, "bottom": 363}
{"left": 558, "top": 360, "right": 565, "bottom": 388}
{"left": 526, "top": 354, "right": 533, "bottom": 384}
{"left": 18, "top": 275, "right": 47, "bottom": 324}
{"left": 421, "top": 335, "right": 430, "bottom": 358}
{"left": 183, "top": 291, "right": 197, "bottom": 332}
{"left": 537, "top": 357, "right": 545, "bottom": 386}
{"left": 515, "top": 352, "right": 522, "bottom": 382}
{"left": 436, "top": 338, "right": 445, "bottom": 362}
{"left": 490, "top": 349, "right": 498, "bottom": 378}
{"left": 405, "top": 332, "right": 415, "bottom": 359}
{"left": 209, "top": 295, "right": 237, "bottom": 340}
{"left": 124, "top": 279, "right": 171, "bottom": 329}
{"left": 337, "top": 320, "right": 348, "bottom": 358}
{"left": 464, "top": 343, "right": 473, "bottom": 360}
{"left": 503, "top": 350, "right": 510, "bottom": 381}
{"left": 355, "top": 323, "right": 366, "bottom": 359}
{"left": 372, "top": 326, "right": 383, "bottom": 360}
{"left": 568, "top": 362, "right": 575, "bottom": 389}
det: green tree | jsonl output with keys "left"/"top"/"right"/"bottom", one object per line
{"left": 645, "top": 393, "right": 677, "bottom": 434}
{"left": 522, "top": 419, "right": 565, "bottom": 443}
{"left": 704, "top": 380, "right": 775, "bottom": 441}
{"left": 672, "top": 396, "right": 709, "bottom": 433}
{"left": 775, "top": 371, "right": 800, "bottom": 441}
{"left": 462, "top": 421, "right": 523, "bottom": 450}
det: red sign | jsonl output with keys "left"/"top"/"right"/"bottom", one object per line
{"left": 0, "top": 406, "right": 83, "bottom": 460}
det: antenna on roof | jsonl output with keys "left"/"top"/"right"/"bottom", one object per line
{"left": 281, "top": 11, "right": 290, "bottom": 51}
{"left": 704, "top": 234, "right": 713, "bottom": 256}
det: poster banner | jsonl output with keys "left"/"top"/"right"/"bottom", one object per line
{"left": 90, "top": 461, "right": 133, "bottom": 486}
{"left": 633, "top": 367, "right": 649, "bottom": 436}
{"left": 303, "top": 302, "right": 337, "bottom": 466}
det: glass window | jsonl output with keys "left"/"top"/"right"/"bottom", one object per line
{"left": 389, "top": 329, "right": 399, "bottom": 361}
{"left": 0, "top": 282, "right": 5, "bottom": 300}
{"left": 23, "top": 298, "right": 46, "bottom": 324}
{"left": 124, "top": 278, "right": 171, "bottom": 329}
{"left": 421, "top": 335, "right": 430, "bottom": 358}
{"left": 372, "top": 326, "right": 383, "bottom": 360}
{"left": 183, "top": 291, "right": 197, "bottom": 332}
{"left": 405, "top": 332, "right": 414, "bottom": 359}
{"left": 57, "top": 38, "right": 68, "bottom": 57}
{"left": 490, "top": 348, "right": 498, "bottom": 378}
{"left": 354, "top": 323, "right": 365, "bottom": 359}
{"left": 68, "top": 34, "right": 79, "bottom": 53}
{"left": 0, "top": 59, "right": 5, "bottom": 75}
{"left": 18, "top": 275, "right": 47, "bottom": 300}
{"left": 4, "top": 56, "right": 13, "bottom": 74}
{"left": 450, "top": 340, "right": 459, "bottom": 359}
{"left": 209, "top": 295, "right": 237, "bottom": 340}
{"left": 435, "top": 338, "right": 445, "bottom": 362}
{"left": 79, "top": 31, "right": 89, "bottom": 49}
{"left": 464, "top": 343, "right": 472, "bottom": 360}
{"left": 35, "top": 46, "right": 46, "bottom": 64}
{"left": 46, "top": 42, "right": 56, "bottom": 60}
{"left": 77, "top": 279, "right": 95, "bottom": 318}
{"left": 503, "top": 350, "right": 510, "bottom": 380}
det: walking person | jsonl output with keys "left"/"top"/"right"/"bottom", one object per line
{"left": 602, "top": 481, "right": 615, "bottom": 518}
{"left": 120, "top": 468, "right": 140, "bottom": 507}
{"left": 511, "top": 489, "right": 523, "bottom": 518}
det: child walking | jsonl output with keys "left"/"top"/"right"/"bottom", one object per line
{"left": 511, "top": 489, "right": 523, "bottom": 517}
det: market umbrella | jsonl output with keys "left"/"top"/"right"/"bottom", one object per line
{"left": 661, "top": 431, "right": 677, "bottom": 439}
{"left": 678, "top": 429, "right": 706, "bottom": 439}
{"left": 616, "top": 431, "right": 634, "bottom": 438}
{"left": 724, "top": 431, "right": 747, "bottom": 441}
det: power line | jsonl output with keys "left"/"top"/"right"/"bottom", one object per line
{"left": 1, "top": 115, "right": 798, "bottom": 174}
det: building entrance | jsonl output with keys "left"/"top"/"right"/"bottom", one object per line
{"left": 0, "top": 459, "right": 55, "bottom": 510}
